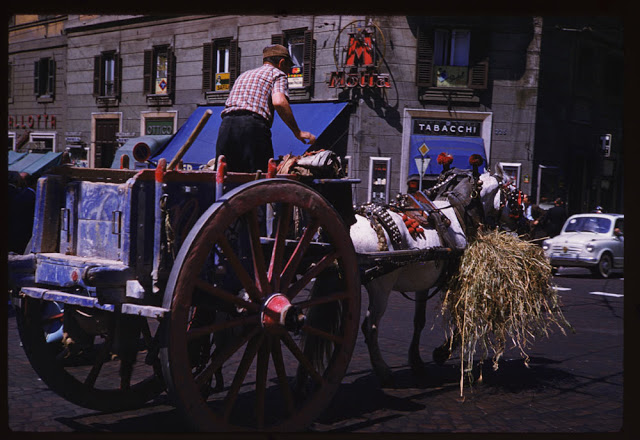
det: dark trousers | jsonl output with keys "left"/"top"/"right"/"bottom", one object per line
{"left": 216, "top": 113, "right": 273, "bottom": 173}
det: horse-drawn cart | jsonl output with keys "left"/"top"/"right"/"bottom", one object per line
{"left": 8, "top": 112, "right": 467, "bottom": 431}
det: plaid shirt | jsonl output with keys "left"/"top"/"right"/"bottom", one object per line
{"left": 221, "top": 63, "right": 289, "bottom": 125}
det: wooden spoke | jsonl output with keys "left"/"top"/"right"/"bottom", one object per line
{"left": 294, "top": 290, "right": 349, "bottom": 310}
{"left": 246, "top": 208, "right": 271, "bottom": 298}
{"left": 279, "top": 218, "right": 321, "bottom": 294}
{"left": 280, "top": 332, "right": 325, "bottom": 386}
{"left": 268, "top": 203, "right": 293, "bottom": 292}
{"left": 302, "top": 324, "right": 344, "bottom": 345}
{"left": 216, "top": 234, "right": 261, "bottom": 301}
{"left": 271, "top": 337, "right": 295, "bottom": 416}
{"left": 186, "top": 314, "right": 259, "bottom": 340}
{"left": 286, "top": 251, "right": 339, "bottom": 300}
{"left": 84, "top": 335, "right": 113, "bottom": 388}
{"left": 193, "top": 326, "right": 261, "bottom": 391}
{"left": 193, "top": 279, "right": 260, "bottom": 313}
{"left": 255, "top": 335, "right": 271, "bottom": 429}
{"left": 223, "top": 333, "right": 264, "bottom": 422}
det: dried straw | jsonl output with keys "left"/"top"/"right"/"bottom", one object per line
{"left": 440, "top": 229, "right": 573, "bottom": 397}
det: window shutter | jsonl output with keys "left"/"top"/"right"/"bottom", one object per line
{"left": 271, "top": 34, "right": 285, "bottom": 46}
{"left": 229, "top": 39, "right": 239, "bottom": 88}
{"left": 467, "top": 30, "right": 489, "bottom": 89}
{"left": 48, "top": 59, "right": 56, "bottom": 97}
{"left": 143, "top": 49, "right": 153, "bottom": 94}
{"left": 168, "top": 47, "right": 176, "bottom": 98}
{"left": 202, "top": 42, "right": 213, "bottom": 91}
{"left": 34, "top": 60, "right": 40, "bottom": 95}
{"left": 302, "top": 29, "right": 315, "bottom": 89}
{"left": 468, "top": 60, "right": 488, "bottom": 89}
{"left": 93, "top": 55, "right": 102, "bottom": 96}
{"left": 113, "top": 53, "right": 122, "bottom": 98}
{"left": 416, "top": 27, "right": 434, "bottom": 87}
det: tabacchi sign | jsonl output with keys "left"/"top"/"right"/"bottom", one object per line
{"left": 329, "top": 20, "right": 390, "bottom": 89}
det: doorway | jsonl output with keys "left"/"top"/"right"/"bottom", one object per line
{"left": 95, "top": 119, "right": 119, "bottom": 168}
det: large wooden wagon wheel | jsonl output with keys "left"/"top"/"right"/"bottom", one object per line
{"left": 160, "top": 178, "right": 360, "bottom": 431}
{"left": 15, "top": 296, "right": 165, "bottom": 412}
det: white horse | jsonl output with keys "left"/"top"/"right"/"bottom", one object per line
{"left": 349, "top": 165, "right": 512, "bottom": 386}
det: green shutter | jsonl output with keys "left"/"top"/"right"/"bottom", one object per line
{"left": 202, "top": 42, "right": 213, "bottom": 91}
{"left": 143, "top": 49, "right": 153, "bottom": 94}
{"left": 113, "top": 53, "right": 122, "bottom": 98}
{"left": 271, "top": 34, "right": 284, "bottom": 46}
{"left": 93, "top": 55, "right": 102, "bottom": 96}
{"left": 34, "top": 60, "right": 40, "bottom": 95}
{"left": 229, "top": 39, "right": 239, "bottom": 87}
{"left": 48, "top": 59, "right": 56, "bottom": 97}
{"left": 416, "top": 27, "right": 434, "bottom": 87}
{"left": 302, "top": 29, "right": 314, "bottom": 89}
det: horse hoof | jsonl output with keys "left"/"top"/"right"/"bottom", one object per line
{"left": 376, "top": 369, "right": 395, "bottom": 388}
{"left": 409, "top": 356, "right": 425, "bottom": 375}
{"left": 432, "top": 346, "right": 451, "bottom": 366}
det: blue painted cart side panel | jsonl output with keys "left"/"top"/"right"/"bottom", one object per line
{"left": 30, "top": 175, "right": 63, "bottom": 254}
{"left": 74, "top": 181, "right": 132, "bottom": 263}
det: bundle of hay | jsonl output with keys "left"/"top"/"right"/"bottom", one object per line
{"left": 440, "top": 230, "right": 573, "bottom": 397}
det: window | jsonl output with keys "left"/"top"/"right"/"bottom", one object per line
{"left": 34, "top": 57, "right": 56, "bottom": 98}
{"left": 368, "top": 157, "right": 391, "bottom": 204}
{"left": 8, "top": 133, "right": 16, "bottom": 151}
{"left": 93, "top": 51, "right": 121, "bottom": 98}
{"left": 143, "top": 45, "right": 176, "bottom": 97}
{"left": 202, "top": 38, "right": 239, "bottom": 92}
{"left": 29, "top": 133, "right": 56, "bottom": 152}
{"left": 500, "top": 162, "right": 522, "bottom": 189}
{"left": 416, "top": 27, "right": 488, "bottom": 90}
{"left": 434, "top": 29, "right": 470, "bottom": 66}
{"left": 272, "top": 29, "right": 315, "bottom": 91}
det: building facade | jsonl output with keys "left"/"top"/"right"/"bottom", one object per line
{"left": 8, "top": 14, "right": 623, "bottom": 213}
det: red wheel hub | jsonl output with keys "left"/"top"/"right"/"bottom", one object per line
{"left": 261, "top": 294, "right": 292, "bottom": 328}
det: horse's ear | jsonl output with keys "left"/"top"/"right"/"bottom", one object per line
{"left": 495, "top": 162, "right": 505, "bottom": 177}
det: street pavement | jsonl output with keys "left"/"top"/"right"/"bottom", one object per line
{"left": 5, "top": 267, "right": 631, "bottom": 434}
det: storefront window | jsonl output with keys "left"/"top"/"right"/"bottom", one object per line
{"left": 368, "top": 157, "right": 391, "bottom": 204}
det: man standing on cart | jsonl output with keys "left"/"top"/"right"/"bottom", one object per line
{"left": 216, "top": 44, "right": 316, "bottom": 172}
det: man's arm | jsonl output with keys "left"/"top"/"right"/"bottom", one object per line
{"left": 272, "top": 92, "right": 316, "bottom": 145}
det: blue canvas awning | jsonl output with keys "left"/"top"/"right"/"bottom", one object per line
{"left": 8, "top": 151, "right": 63, "bottom": 175}
{"left": 408, "top": 135, "right": 487, "bottom": 177}
{"left": 8, "top": 151, "right": 27, "bottom": 165}
{"left": 151, "top": 102, "right": 349, "bottom": 168}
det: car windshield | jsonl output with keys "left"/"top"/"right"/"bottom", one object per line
{"left": 564, "top": 217, "right": 611, "bottom": 234}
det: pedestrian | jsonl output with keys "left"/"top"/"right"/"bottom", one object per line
{"left": 541, "top": 197, "right": 568, "bottom": 238}
{"left": 216, "top": 44, "right": 316, "bottom": 173}
{"left": 522, "top": 194, "right": 546, "bottom": 241}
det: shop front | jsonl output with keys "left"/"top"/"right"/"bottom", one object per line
{"left": 400, "top": 109, "right": 493, "bottom": 193}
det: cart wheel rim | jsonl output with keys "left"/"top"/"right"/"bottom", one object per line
{"left": 161, "top": 179, "right": 360, "bottom": 431}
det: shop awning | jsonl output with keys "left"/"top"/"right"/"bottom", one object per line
{"left": 151, "top": 102, "right": 349, "bottom": 168}
{"left": 8, "top": 151, "right": 63, "bottom": 175}
{"left": 8, "top": 151, "right": 27, "bottom": 165}
{"left": 408, "top": 135, "right": 487, "bottom": 177}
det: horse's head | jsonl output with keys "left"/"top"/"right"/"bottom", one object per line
{"left": 479, "top": 163, "right": 525, "bottom": 233}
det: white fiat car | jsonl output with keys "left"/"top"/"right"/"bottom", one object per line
{"left": 542, "top": 213, "right": 624, "bottom": 278}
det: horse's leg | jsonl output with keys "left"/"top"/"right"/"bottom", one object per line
{"left": 409, "top": 289, "right": 429, "bottom": 374}
{"left": 433, "top": 328, "right": 461, "bottom": 366}
{"left": 362, "top": 273, "right": 397, "bottom": 387}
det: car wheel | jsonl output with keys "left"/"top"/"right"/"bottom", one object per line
{"left": 592, "top": 253, "right": 613, "bottom": 278}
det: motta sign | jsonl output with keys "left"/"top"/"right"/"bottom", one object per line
{"left": 8, "top": 114, "right": 57, "bottom": 130}
{"left": 329, "top": 20, "right": 390, "bottom": 89}
{"left": 329, "top": 71, "right": 390, "bottom": 89}
{"left": 413, "top": 119, "right": 481, "bottom": 136}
